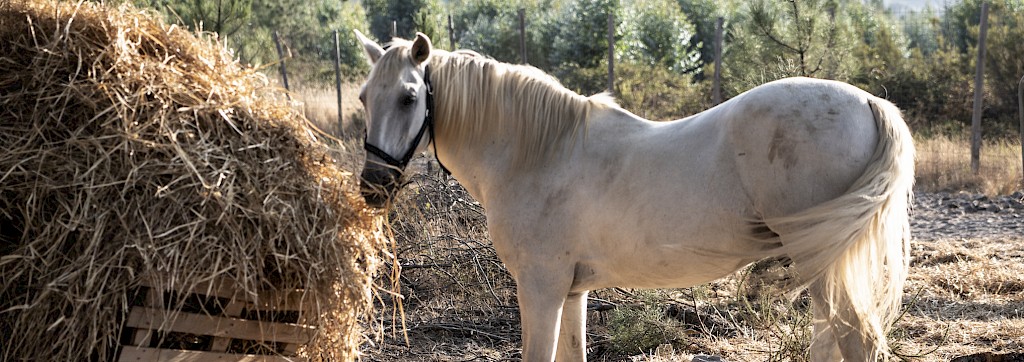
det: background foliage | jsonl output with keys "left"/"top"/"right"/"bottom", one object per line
{"left": 127, "top": 0, "right": 1023, "bottom": 136}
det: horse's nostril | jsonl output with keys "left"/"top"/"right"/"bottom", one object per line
{"left": 359, "top": 167, "right": 403, "bottom": 208}
{"left": 361, "top": 190, "right": 388, "bottom": 208}
{"left": 359, "top": 180, "right": 389, "bottom": 205}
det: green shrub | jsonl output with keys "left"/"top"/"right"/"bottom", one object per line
{"left": 556, "top": 61, "right": 713, "bottom": 121}
{"left": 607, "top": 291, "right": 688, "bottom": 355}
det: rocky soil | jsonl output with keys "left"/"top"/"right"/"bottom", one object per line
{"left": 911, "top": 191, "right": 1024, "bottom": 241}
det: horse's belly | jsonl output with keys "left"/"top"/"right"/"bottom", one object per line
{"left": 566, "top": 182, "right": 765, "bottom": 291}
{"left": 570, "top": 241, "right": 756, "bottom": 291}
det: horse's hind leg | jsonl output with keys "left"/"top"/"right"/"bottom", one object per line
{"left": 809, "top": 280, "right": 875, "bottom": 361}
{"left": 555, "top": 291, "right": 588, "bottom": 362}
{"left": 809, "top": 281, "right": 843, "bottom": 361}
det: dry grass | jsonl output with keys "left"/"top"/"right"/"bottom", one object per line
{"left": 0, "top": 2, "right": 385, "bottom": 361}
{"left": 295, "top": 84, "right": 365, "bottom": 139}
{"left": 915, "top": 134, "right": 1023, "bottom": 195}
{"left": 893, "top": 237, "right": 1024, "bottom": 361}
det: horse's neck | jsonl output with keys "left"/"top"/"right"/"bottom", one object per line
{"left": 437, "top": 59, "right": 595, "bottom": 167}
{"left": 430, "top": 59, "right": 584, "bottom": 204}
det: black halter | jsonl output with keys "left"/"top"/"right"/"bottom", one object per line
{"left": 363, "top": 65, "right": 450, "bottom": 175}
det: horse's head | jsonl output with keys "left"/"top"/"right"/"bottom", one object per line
{"left": 355, "top": 30, "right": 434, "bottom": 208}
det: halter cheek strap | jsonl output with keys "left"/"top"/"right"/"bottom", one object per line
{"left": 363, "top": 112, "right": 429, "bottom": 169}
{"left": 363, "top": 65, "right": 450, "bottom": 175}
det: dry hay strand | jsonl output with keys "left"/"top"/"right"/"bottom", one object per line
{"left": 0, "top": 1, "right": 385, "bottom": 361}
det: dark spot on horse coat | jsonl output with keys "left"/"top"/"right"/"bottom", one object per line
{"left": 541, "top": 188, "right": 570, "bottom": 216}
{"left": 767, "top": 128, "right": 798, "bottom": 169}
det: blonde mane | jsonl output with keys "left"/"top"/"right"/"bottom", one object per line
{"left": 380, "top": 39, "right": 616, "bottom": 169}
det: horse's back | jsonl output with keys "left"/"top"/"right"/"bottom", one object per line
{"left": 718, "top": 77, "right": 882, "bottom": 218}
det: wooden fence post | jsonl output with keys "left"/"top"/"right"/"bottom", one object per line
{"left": 518, "top": 9, "right": 527, "bottom": 64}
{"left": 333, "top": 29, "right": 344, "bottom": 138}
{"left": 272, "top": 30, "right": 290, "bottom": 98}
{"left": 970, "top": 1, "right": 988, "bottom": 174}
{"left": 607, "top": 12, "right": 614, "bottom": 95}
{"left": 1018, "top": 74, "right": 1023, "bottom": 184}
{"left": 448, "top": 15, "right": 455, "bottom": 50}
{"left": 713, "top": 17, "right": 724, "bottom": 106}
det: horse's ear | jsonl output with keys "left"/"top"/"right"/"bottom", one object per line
{"left": 411, "top": 32, "right": 432, "bottom": 65}
{"left": 354, "top": 29, "right": 384, "bottom": 64}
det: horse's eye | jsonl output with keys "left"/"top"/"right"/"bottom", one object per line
{"left": 401, "top": 94, "right": 417, "bottom": 107}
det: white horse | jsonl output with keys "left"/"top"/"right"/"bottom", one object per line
{"left": 355, "top": 31, "right": 914, "bottom": 362}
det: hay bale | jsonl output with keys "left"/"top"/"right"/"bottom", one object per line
{"left": 0, "top": 1, "right": 384, "bottom": 361}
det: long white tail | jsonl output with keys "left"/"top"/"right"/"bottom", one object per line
{"left": 767, "top": 98, "right": 915, "bottom": 360}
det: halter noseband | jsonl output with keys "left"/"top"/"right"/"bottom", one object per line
{"left": 363, "top": 65, "right": 449, "bottom": 174}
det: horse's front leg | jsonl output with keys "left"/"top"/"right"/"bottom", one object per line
{"left": 555, "top": 291, "right": 589, "bottom": 362}
{"left": 515, "top": 264, "right": 574, "bottom": 362}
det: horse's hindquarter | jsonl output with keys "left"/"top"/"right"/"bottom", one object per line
{"left": 724, "top": 78, "right": 879, "bottom": 219}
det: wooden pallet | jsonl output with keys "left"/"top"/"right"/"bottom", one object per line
{"left": 119, "top": 277, "right": 316, "bottom": 362}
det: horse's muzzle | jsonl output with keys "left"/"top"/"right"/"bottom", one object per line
{"left": 359, "top": 164, "right": 403, "bottom": 208}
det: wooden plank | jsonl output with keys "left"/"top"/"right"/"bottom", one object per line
{"left": 281, "top": 343, "right": 300, "bottom": 355}
{"left": 210, "top": 300, "right": 247, "bottom": 352}
{"left": 128, "top": 287, "right": 164, "bottom": 347}
{"left": 139, "top": 277, "right": 313, "bottom": 312}
{"left": 243, "top": 289, "right": 313, "bottom": 313}
{"left": 281, "top": 310, "right": 310, "bottom": 355}
{"left": 118, "top": 346, "right": 304, "bottom": 362}
{"left": 125, "top": 308, "right": 316, "bottom": 345}
{"left": 129, "top": 328, "right": 153, "bottom": 348}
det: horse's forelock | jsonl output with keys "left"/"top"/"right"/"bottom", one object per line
{"left": 369, "top": 39, "right": 419, "bottom": 81}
